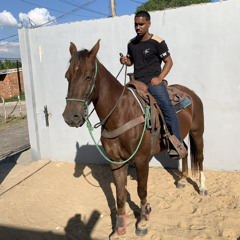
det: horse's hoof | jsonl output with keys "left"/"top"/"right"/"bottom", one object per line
{"left": 117, "top": 227, "right": 126, "bottom": 235}
{"left": 135, "top": 203, "right": 150, "bottom": 236}
{"left": 135, "top": 218, "right": 149, "bottom": 236}
{"left": 176, "top": 181, "right": 186, "bottom": 189}
{"left": 136, "top": 226, "right": 148, "bottom": 236}
{"left": 199, "top": 189, "right": 208, "bottom": 196}
{"left": 136, "top": 221, "right": 148, "bottom": 236}
{"left": 109, "top": 230, "right": 125, "bottom": 240}
{"left": 113, "top": 213, "right": 126, "bottom": 236}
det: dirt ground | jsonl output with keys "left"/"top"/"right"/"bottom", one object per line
{"left": 0, "top": 122, "right": 29, "bottom": 161}
{"left": 0, "top": 101, "right": 27, "bottom": 129}
{"left": 0, "top": 161, "right": 240, "bottom": 240}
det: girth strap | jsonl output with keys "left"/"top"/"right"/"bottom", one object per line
{"left": 101, "top": 115, "right": 145, "bottom": 139}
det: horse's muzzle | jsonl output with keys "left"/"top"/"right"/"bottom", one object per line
{"left": 62, "top": 110, "right": 85, "bottom": 128}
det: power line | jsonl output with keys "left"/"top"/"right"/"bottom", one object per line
{"left": 20, "top": 0, "right": 91, "bottom": 18}
{"left": 68, "top": 0, "right": 82, "bottom": 4}
{"left": 0, "top": 34, "right": 18, "bottom": 42}
{"left": 0, "top": 39, "right": 19, "bottom": 48}
{"left": 36, "top": 0, "right": 101, "bottom": 27}
{"left": 130, "top": 0, "right": 145, "bottom": 3}
{"left": 58, "top": 0, "right": 109, "bottom": 16}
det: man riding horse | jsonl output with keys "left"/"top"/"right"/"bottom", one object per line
{"left": 120, "top": 10, "right": 187, "bottom": 160}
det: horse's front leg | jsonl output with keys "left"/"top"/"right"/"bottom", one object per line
{"left": 135, "top": 157, "right": 151, "bottom": 236}
{"left": 110, "top": 162, "right": 129, "bottom": 236}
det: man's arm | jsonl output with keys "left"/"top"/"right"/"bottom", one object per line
{"left": 150, "top": 55, "right": 173, "bottom": 86}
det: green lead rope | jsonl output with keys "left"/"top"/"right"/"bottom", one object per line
{"left": 85, "top": 104, "right": 151, "bottom": 165}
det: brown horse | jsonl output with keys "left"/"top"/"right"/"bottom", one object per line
{"left": 62, "top": 40, "right": 207, "bottom": 238}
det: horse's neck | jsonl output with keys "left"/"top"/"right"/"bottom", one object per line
{"left": 94, "top": 63, "right": 124, "bottom": 121}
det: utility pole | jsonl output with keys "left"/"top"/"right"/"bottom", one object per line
{"left": 110, "top": 0, "right": 116, "bottom": 17}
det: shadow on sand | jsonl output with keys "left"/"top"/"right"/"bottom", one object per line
{"left": 0, "top": 149, "right": 29, "bottom": 185}
{"left": 0, "top": 211, "right": 100, "bottom": 240}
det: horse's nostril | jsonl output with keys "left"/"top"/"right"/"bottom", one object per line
{"left": 73, "top": 114, "right": 80, "bottom": 121}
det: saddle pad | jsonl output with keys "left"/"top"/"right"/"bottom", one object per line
{"left": 174, "top": 97, "right": 191, "bottom": 113}
{"left": 128, "top": 86, "right": 191, "bottom": 114}
{"left": 128, "top": 87, "right": 145, "bottom": 114}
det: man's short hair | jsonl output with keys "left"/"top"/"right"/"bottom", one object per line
{"left": 135, "top": 11, "right": 151, "bottom": 21}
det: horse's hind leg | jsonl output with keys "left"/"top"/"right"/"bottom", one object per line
{"left": 177, "top": 154, "right": 188, "bottom": 189}
{"left": 190, "top": 130, "right": 208, "bottom": 196}
{"left": 199, "top": 169, "right": 207, "bottom": 195}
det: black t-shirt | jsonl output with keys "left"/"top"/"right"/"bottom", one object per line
{"left": 127, "top": 35, "right": 170, "bottom": 84}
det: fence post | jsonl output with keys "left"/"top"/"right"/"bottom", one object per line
{"left": 1, "top": 97, "right": 7, "bottom": 122}
{"left": 18, "top": 95, "right": 22, "bottom": 117}
{"left": 17, "top": 60, "right": 22, "bottom": 95}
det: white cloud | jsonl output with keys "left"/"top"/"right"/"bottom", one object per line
{"left": 19, "top": 8, "right": 56, "bottom": 28}
{"left": 0, "top": 42, "right": 20, "bottom": 58}
{"left": 0, "top": 10, "right": 19, "bottom": 29}
{"left": 0, "top": 8, "right": 56, "bottom": 58}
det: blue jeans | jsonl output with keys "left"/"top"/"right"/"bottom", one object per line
{"left": 147, "top": 82, "right": 182, "bottom": 142}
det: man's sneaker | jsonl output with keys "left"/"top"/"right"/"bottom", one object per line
{"left": 168, "top": 149, "right": 181, "bottom": 160}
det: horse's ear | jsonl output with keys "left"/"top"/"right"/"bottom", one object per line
{"left": 88, "top": 39, "right": 100, "bottom": 58}
{"left": 69, "top": 42, "right": 77, "bottom": 56}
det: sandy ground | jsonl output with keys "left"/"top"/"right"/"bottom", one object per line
{"left": 0, "top": 161, "right": 240, "bottom": 240}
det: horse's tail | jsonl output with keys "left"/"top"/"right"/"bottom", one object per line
{"left": 189, "top": 134, "right": 199, "bottom": 177}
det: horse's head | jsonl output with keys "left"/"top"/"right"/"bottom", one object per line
{"left": 62, "top": 40, "right": 100, "bottom": 127}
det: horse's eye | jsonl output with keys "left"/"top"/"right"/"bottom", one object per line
{"left": 86, "top": 76, "right": 91, "bottom": 81}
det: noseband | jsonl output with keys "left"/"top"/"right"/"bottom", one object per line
{"left": 66, "top": 61, "right": 98, "bottom": 107}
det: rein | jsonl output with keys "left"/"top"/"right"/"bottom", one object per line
{"left": 94, "top": 63, "right": 127, "bottom": 128}
{"left": 66, "top": 61, "right": 151, "bottom": 165}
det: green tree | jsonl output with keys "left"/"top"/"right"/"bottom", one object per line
{"left": 0, "top": 60, "right": 22, "bottom": 70}
{"left": 136, "top": 0, "right": 210, "bottom": 12}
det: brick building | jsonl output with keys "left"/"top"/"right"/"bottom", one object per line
{"left": 0, "top": 68, "right": 24, "bottom": 99}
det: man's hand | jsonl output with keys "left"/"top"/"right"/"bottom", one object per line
{"left": 150, "top": 77, "right": 162, "bottom": 86}
{"left": 150, "top": 55, "right": 173, "bottom": 86}
{"left": 120, "top": 54, "right": 132, "bottom": 66}
{"left": 120, "top": 55, "right": 128, "bottom": 65}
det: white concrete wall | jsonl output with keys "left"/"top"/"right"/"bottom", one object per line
{"left": 19, "top": 0, "right": 240, "bottom": 171}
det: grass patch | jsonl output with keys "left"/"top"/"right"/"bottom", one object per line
{"left": 0, "top": 92, "right": 25, "bottom": 103}
{"left": 0, "top": 115, "right": 27, "bottom": 131}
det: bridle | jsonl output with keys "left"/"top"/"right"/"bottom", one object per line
{"left": 66, "top": 61, "right": 98, "bottom": 110}
{"left": 65, "top": 60, "right": 127, "bottom": 128}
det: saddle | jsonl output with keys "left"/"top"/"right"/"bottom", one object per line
{"left": 127, "top": 80, "right": 191, "bottom": 155}
{"left": 101, "top": 79, "right": 191, "bottom": 157}
{"left": 126, "top": 78, "right": 187, "bottom": 110}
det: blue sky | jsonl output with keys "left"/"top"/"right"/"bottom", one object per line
{"left": 0, "top": 0, "right": 147, "bottom": 58}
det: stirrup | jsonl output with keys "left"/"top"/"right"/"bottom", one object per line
{"left": 168, "top": 135, "right": 187, "bottom": 160}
